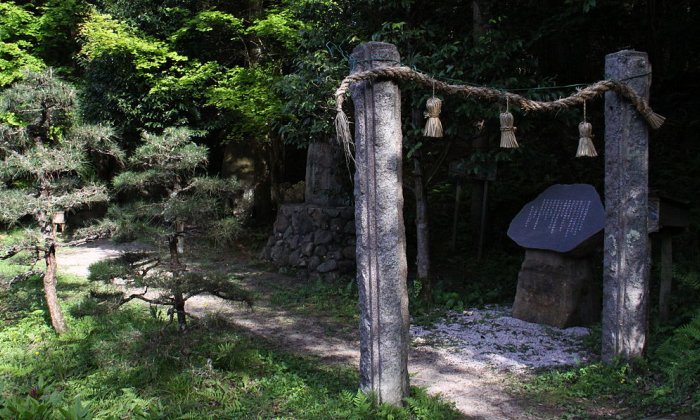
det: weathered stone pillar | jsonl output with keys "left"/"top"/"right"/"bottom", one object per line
{"left": 350, "top": 42, "right": 409, "bottom": 405}
{"left": 602, "top": 50, "right": 652, "bottom": 362}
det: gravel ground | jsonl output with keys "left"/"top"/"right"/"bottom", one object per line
{"left": 411, "top": 306, "right": 593, "bottom": 373}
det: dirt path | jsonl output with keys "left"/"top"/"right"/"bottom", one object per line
{"left": 58, "top": 240, "right": 591, "bottom": 419}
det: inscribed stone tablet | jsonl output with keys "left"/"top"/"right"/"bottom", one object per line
{"left": 507, "top": 184, "right": 604, "bottom": 253}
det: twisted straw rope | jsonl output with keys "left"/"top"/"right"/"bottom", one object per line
{"left": 334, "top": 66, "right": 665, "bottom": 130}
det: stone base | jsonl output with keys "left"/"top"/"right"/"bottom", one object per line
{"left": 261, "top": 203, "right": 355, "bottom": 276}
{"left": 512, "top": 249, "right": 600, "bottom": 328}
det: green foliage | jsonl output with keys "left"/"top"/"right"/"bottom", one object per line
{"left": 654, "top": 311, "right": 700, "bottom": 411}
{"left": 270, "top": 275, "right": 359, "bottom": 323}
{"left": 78, "top": 11, "right": 185, "bottom": 75}
{"left": 36, "top": 0, "right": 91, "bottom": 69}
{"left": 169, "top": 10, "right": 244, "bottom": 65}
{"left": 274, "top": 0, "right": 350, "bottom": 147}
{"left": 247, "top": 8, "right": 305, "bottom": 50}
{"left": 109, "top": 127, "right": 241, "bottom": 248}
{"left": 209, "top": 217, "right": 242, "bottom": 247}
{"left": 86, "top": 259, "right": 130, "bottom": 284}
{"left": 0, "top": 377, "right": 92, "bottom": 420}
{"left": 0, "top": 2, "right": 44, "bottom": 87}
{"left": 0, "top": 270, "right": 459, "bottom": 418}
{"left": 526, "top": 311, "right": 700, "bottom": 416}
{"left": 207, "top": 65, "right": 283, "bottom": 142}
{"left": 0, "top": 70, "right": 118, "bottom": 224}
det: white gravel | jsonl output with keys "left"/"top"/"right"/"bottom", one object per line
{"left": 410, "top": 305, "right": 594, "bottom": 373}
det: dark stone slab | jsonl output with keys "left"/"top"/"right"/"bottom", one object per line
{"left": 508, "top": 184, "right": 604, "bottom": 253}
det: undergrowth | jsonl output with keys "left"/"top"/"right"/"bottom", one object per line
{"left": 523, "top": 260, "right": 700, "bottom": 417}
{"left": 0, "top": 240, "right": 460, "bottom": 419}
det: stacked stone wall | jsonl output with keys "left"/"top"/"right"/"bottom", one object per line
{"left": 261, "top": 203, "right": 355, "bottom": 276}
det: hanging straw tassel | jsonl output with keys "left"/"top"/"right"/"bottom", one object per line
{"left": 499, "top": 110, "right": 518, "bottom": 148}
{"left": 642, "top": 109, "right": 666, "bottom": 130}
{"left": 334, "top": 95, "right": 352, "bottom": 147}
{"left": 423, "top": 96, "right": 443, "bottom": 137}
{"left": 576, "top": 121, "right": 597, "bottom": 157}
{"left": 576, "top": 102, "right": 597, "bottom": 157}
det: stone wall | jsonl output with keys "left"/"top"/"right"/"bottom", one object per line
{"left": 261, "top": 203, "right": 355, "bottom": 276}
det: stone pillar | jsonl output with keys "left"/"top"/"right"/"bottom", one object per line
{"left": 305, "top": 140, "right": 351, "bottom": 206}
{"left": 350, "top": 42, "right": 409, "bottom": 405}
{"left": 602, "top": 50, "right": 652, "bottom": 362}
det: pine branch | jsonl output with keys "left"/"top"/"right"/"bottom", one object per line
{"left": 119, "top": 287, "right": 155, "bottom": 305}
{"left": 1, "top": 244, "right": 41, "bottom": 260}
{"left": 9, "top": 269, "right": 44, "bottom": 285}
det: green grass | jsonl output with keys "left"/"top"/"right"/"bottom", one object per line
{"left": 0, "top": 243, "right": 460, "bottom": 419}
{"left": 269, "top": 275, "right": 360, "bottom": 324}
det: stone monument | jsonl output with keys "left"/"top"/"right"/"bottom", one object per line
{"left": 261, "top": 138, "right": 355, "bottom": 277}
{"left": 508, "top": 184, "right": 604, "bottom": 328}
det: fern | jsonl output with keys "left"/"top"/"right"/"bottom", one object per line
{"left": 655, "top": 310, "right": 700, "bottom": 409}
{"left": 674, "top": 267, "right": 700, "bottom": 291}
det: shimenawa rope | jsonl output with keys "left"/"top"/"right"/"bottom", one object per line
{"left": 333, "top": 66, "right": 665, "bottom": 148}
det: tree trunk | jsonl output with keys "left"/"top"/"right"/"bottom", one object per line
{"left": 38, "top": 176, "right": 67, "bottom": 334}
{"left": 168, "top": 235, "right": 180, "bottom": 267}
{"left": 413, "top": 157, "right": 431, "bottom": 301}
{"left": 174, "top": 291, "right": 187, "bottom": 332}
{"left": 43, "top": 242, "right": 67, "bottom": 334}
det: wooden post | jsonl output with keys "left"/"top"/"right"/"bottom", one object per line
{"left": 450, "top": 184, "right": 462, "bottom": 251}
{"left": 602, "top": 50, "right": 652, "bottom": 362}
{"left": 658, "top": 234, "right": 673, "bottom": 322}
{"left": 350, "top": 42, "right": 410, "bottom": 406}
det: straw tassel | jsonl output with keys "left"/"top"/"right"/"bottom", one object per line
{"left": 423, "top": 96, "right": 443, "bottom": 138}
{"left": 334, "top": 95, "right": 352, "bottom": 147}
{"left": 642, "top": 109, "right": 666, "bottom": 130}
{"left": 499, "top": 110, "right": 518, "bottom": 148}
{"left": 576, "top": 121, "right": 597, "bottom": 157}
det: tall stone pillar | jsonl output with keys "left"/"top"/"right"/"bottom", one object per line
{"left": 602, "top": 50, "right": 652, "bottom": 362}
{"left": 350, "top": 42, "right": 409, "bottom": 405}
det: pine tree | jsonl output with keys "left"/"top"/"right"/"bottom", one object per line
{"left": 0, "top": 70, "right": 122, "bottom": 334}
{"left": 91, "top": 127, "right": 248, "bottom": 331}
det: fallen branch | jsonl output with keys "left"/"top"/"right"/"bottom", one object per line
{"left": 63, "top": 232, "right": 112, "bottom": 247}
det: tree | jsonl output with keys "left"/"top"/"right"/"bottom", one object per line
{"left": 90, "top": 127, "right": 249, "bottom": 331}
{"left": 0, "top": 70, "right": 122, "bottom": 334}
{"left": 0, "top": 2, "right": 45, "bottom": 87}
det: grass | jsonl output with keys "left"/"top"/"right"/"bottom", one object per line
{"left": 0, "top": 235, "right": 461, "bottom": 419}
{"left": 269, "top": 274, "right": 359, "bottom": 323}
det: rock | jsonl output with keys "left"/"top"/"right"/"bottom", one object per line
{"left": 328, "top": 249, "right": 342, "bottom": 260}
{"left": 308, "top": 256, "right": 321, "bottom": 271}
{"left": 338, "top": 260, "right": 356, "bottom": 273}
{"left": 301, "top": 242, "right": 315, "bottom": 256}
{"left": 512, "top": 249, "right": 600, "bottom": 328}
{"left": 288, "top": 249, "right": 301, "bottom": 266}
{"left": 344, "top": 221, "right": 355, "bottom": 234}
{"left": 341, "top": 207, "right": 354, "bottom": 219}
{"left": 324, "top": 208, "right": 340, "bottom": 218}
{"left": 270, "top": 244, "right": 289, "bottom": 265}
{"left": 314, "top": 245, "right": 328, "bottom": 256}
{"left": 342, "top": 246, "right": 356, "bottom": 260}
{"left": 294, "top": 211, "right": 314, "bottom": 233}
{"left": 273, "top": 214, "right": 289, "bottom": 233}
{"left": 330, "top": 218, "right": 344, "bottom": 232}
{"left": 287, "top": 235, "right": 300, "bottom": 250}
{"left": 314, "top": 230, "right": 333, "bottom": 245}
{"left": 316, "top": 259, "right": 338, "bottom": 273}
